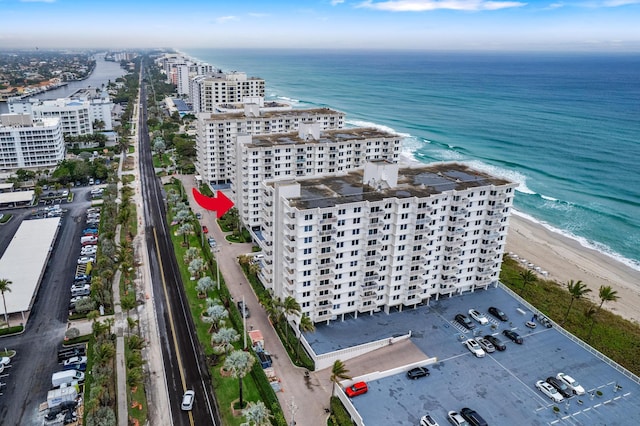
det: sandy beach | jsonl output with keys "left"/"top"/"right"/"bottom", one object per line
{"left": 505, "top": 214, "right": 640, "bottom": 324}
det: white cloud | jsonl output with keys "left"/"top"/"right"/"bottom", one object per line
{"left": 357, "top": 0, "right": 527, "bottom": 11}
{"left": 331, "top": 0, "right": 346, "bottom": 5}
{"left": 248, "top": 12, "right": 270, "bottom": 17}
{"left": 215, "top": 15, "right": 238, "bottom": 24}
{"left": 602, "top": 0, "right": 640, "bottom": 5}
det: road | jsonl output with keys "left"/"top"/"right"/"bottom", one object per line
{"left": 0, "top": 188, "right": 101, "bottom": 426}
{"left": 137, "top": 61, "right": 220, "bottom": 426}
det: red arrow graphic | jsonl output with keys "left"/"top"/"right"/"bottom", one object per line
{"left": 192, "top": 187, "right": 234, "bottom": 219}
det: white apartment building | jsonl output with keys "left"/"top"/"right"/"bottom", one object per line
{"left": 195, "top": 106, "right": 346, "bottom": 185}
{"left": 8, "top": 94, "right": 114, "bottom": 136}
{"left": 259, "top": 161, "right": 517, "bottom": 324}
{"left": 0, "top": 114, "right": 65, "bottom": 169}
{"left": 191, "top": 72, "right": 265, "bottom": 113}
{"left": 234, "top": 124, "right": 402, "bottom": 232}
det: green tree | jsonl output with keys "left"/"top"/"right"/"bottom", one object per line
{"left": 282, "top": 296, "right": 301, "bottom": 340}
{"left": 195, "top": 276, "right": 215, "bottom": 298}
{"left": 177, "top": 222, "right": 193, "bottom": 246}
{"left": 297, "top": 314, "right": 315, "bottom": 362}
{"left": 0, "top": 278, "right": 12, "bottom": 326}
{"left": 330, "top": 359, "right": 351, "bottom": 396}
{"left": 518, "top": 269, "right": 537, "bottom": 297}
{"left": 242, "top": 401, "right": 272, "bottom": 426}
{"left": 203, "top": 301, "right": 229, "bottom": 333}
{"left": 585, "top": 306, "right": 598, "bottom": 341}
{"left": 188, "top": 258, "right": 206, "bottom": 279}
{"left": 224, "top": 350, "right": 255, "bottom": 410}
{"left": 211, "top": 327, "right": 240, "bottom": 355}
{"left": 563, "top": 280, "right": 591, "bottom": 324}
{"left": 597, "top": 285, "right": 619, "bottom": 312}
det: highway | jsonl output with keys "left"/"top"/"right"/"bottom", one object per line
{"left": 136, "top": 61, "right": 220, "bottom": 426}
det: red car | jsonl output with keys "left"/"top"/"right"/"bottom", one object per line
{"left": 202, "top": 225, "right": 209, "bottom": 234}
{"left": 345, "top": 381, "right": 368, "bottom": 397}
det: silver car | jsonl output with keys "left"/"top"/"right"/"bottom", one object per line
{"left": 476, "top": 337, "right": 496, "bottom": 353}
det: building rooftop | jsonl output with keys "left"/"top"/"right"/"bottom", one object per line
{"left": 248, "top": 127, "right": 397, "bottom": 149}
{"left": 283, "top": 162, "right": 513, "bottom": 210}
{"left": 200, "top": 107, "right": 343, "bottom": 121}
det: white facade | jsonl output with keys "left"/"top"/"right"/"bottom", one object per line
{"left": 8, "top": 94, "right": 114, "bottom": 135}
{"left": 195, "top": 107, "right": 346, "bottom": 185}
{"left": 191, "top": 73, "right": 265, "bottom": 113}
{"left": 233, "top": 124, "right": 402, "bottom": 231}
{"left": 0, "top": 114, "right": 65, "bottom": 169}
{"left": 259, "top": 162, "right": 517, "bottom": 324}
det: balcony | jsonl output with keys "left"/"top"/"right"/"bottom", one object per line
{"left": 368, "top": 210, "right": 385, "bottom": 218}
{"left": 452, "top": 197, "right": 470, "bottom": 206}
{"left": 285, "top": 234, "right": 295, "bottom": 242}
{"left": 319, "top": 260, "right": 336, "bottom": 269}
{"left": 451, "top": 208, "right": 468, "bottom": 217}
{"left": 416, "top": 218, "right": 430, "bottom": 225}
{"left": 318, "top": 239, "right": 333, "bottom": 248}
{"left": 317, "top": 292, "right": 334, "bottom": 302}
{"left": 315, "top": 311, "right": 334, "bottom": 322}
{"left": 485, "top": 222, "right": 502, "bottom": 231}
{"left": 360, "top": 292, "right": 377, "bottom": 301}
{"left": 405, "top": 287, "right": 422, "bottom": 296}
{"left": 320, "top": 216, "right": 338, "bottom": 224}
{"left": 478, "top": 269, "right": 494, "bottom": 277}
{"left": 284, "top": 245, "right": 294, "bottom": 254}
{"left": 444, "top": 256, "right": 460, "bottom": 266}
{"left": 363, "top": 273, "right": 379, "bottom": 284}
{"left": 442, "top": 277, "right": 458, "bottom": 286}
{"left": 319, "top": 228, "right": 337, "bottom": 237}
{"left": 361, "top": 281, "right": 377, "bottom": 290}
{"left": 364, "top": 253, "right": 381, "bottom": 263}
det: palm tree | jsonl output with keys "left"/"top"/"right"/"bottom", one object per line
{"left": 0, "top": 278, "right": 13, "bottom": 327}
{"left": 585, "top": 306, "right": 598, "bottom": 341}
{"left": 518, "top": 269, "right": 537, "bottom": 297}
{"left": 282, "top": 296, "right": 301, "bottom": 339}
{"left": 121, "top": 293, "right": 137, "bottom": 322}
{"left": 296, "top": 314, "right": 315, "bottom": 362}
{"left": 211, "top": 327, "right": 240, "bottom": 355}
{"left": 242, "top": 401, "right": 272, "bottom": 426}
{"left": 203, "top": 302, "right": 229, "bottom": 333}
{"left": 184, "top": 247, "right": 199, "bottom": 264}
{"left": 563, "top": 280, "right": 592, "bottom": 324}
{"left": 597, "top": 285, "right": 619, "bottom": 312}
{"left": 188, "top": 258, "right": 206, "bottom": 279}
{"left": 177, "top": 222, "right": 193, "bottom": 247}
{"left": 195, "top": 276, "right": 215, "bottom": 298}
{"left": 330, "top": 359, "right": 351, "bottom": 396}
{"left": 224, "top": 349, "right": 255, "bottom": 410}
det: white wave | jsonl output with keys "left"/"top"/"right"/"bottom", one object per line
{"left": 462, "top": 160, "right": 536, "bottom": 195}
{"left": 345, "top": 119, "right": 410, "bottom": 138}
{"left": 277, "top": 96, "right": 300, "bottom": 104}
{"left": 512, "top": 210, "right": 640, "bottom": 272}
{"left": 541, "top": 194, "right": 558, "bottom": 202}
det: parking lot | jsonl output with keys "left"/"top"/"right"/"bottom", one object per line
{"left": 308, "top": 286, "right": 639, "bottom": 425}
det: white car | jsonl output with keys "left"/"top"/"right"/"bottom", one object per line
{"left": 476, "top": 337, "right": 496, "bottom": 353}
{"left": 420, "top": 413, "right": 440, "bottom": 426}
{"left": 63, "top": 356, "right": 88, "bottom": 366}
{"left": 464, "top": 339, "right": 486, "bottom": 358}
{"left": 447, "top": 411, "right": 469, "bottom": 426}
{"left": 81, "top": 247, "right": 97, "bottom": 255}
{"left": 557, "top": 372, "right": 585, "bottom": 395}
{"left": 468, "top": 309, "right": 489, "bottom": 325}
{"left": 536, "top": 380, "right": 564, "bottom": 402}
{"left": 0, "top": 356, "right": 10, "bottom": 366}
{"left": 181, "top": 390, "right": 195, "bottom": 410}
{"left": 77, "top": 256, "right": 95, "bottom": 264}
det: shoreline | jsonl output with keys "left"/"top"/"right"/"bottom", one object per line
{"left": 505, "top": 213, "right": 640, "bottom": 324}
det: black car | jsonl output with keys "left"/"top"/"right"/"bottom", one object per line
{"left": 488, "top": 306, "right": 509, "bottom": 321}
{"left": 483, "top": 334, "right": 507, "bottom": 351}
{"left": 502, "top": 329, "right": 523, "bottom": 344}
{"left": 237, "top": 301, "right": 250, "bottom": 318}
{"left": 406, "top": 366, "right": 430, "bottom": 380}
{"left": 455, "top": 313, "right": 475, "bottom": 330}
{"left": 546, "top": 376, "right": 573, "bottom": 398}
{"left": 460, "top": 407, "right": 488, "bottom": 426}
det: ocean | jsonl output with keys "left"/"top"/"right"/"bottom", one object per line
{"left": 183, "top": 48, "right": 640, "bottom": 270}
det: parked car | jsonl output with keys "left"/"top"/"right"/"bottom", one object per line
{"left": 488, "top": 306, "right": 509, "bottom": 321}
{"left": 195, "top": 213, "right": 202, "bottom": 219}
{"left": 536, "top": 380, "right": 564, "bottom": 402}
{"left": 476, "top": 337, "right": 495, "bottom": 353}
{"left": 538, "top": 315, "right": 553, "bottom": 328}
{"left": 202, "top": 225, "right": 209, "bottom": 233}
{"left": 62, "top": 362, "right": 87, "bottom": 372}
{"left": 447, "top": 411, "right": 469, "bottom": 426}
{"left": 208, "top": 237, "right": 217, "bottom": 247}
{"left": 81, "top": 246, "right": 97, "bottom": 255}
{"left": 82, "top": 227, "right": 98, "bottom": 234}
{"left": 483, "top": 335, "right": 507, "bottom": 351}
{"left": 460, "top": 407, "right": 488, "bottom": 426}
{"left": 420, "top": 413, "right": 440, "bottom": 426}
{"left": 407, "top": 366, "right": 430, "bottom": 380}
{"left": 237, "top": 301, "right": 250, "bottom": 318}
{"left": 502, "top": 329, "right": 523, "bottom": 344}
{"left": 71, "top": 282, "right": 91, "bottom": 292}
{"left": 455, "top": 313, "right": 475, "bottom": 330}
{"left": 77, "top": 256, "right": 95, "bottom": 264}
{"left": 546, "top": 376, "right": 573, "bottom": 398}
{"left": 468, "top": 309, "right": 489, "bottom": 325}
{"left": 0, "top": 357, "right": 10, "bottom": 366}
{"left": 181, "top": 390, "right": 195, "bottom": 410}
{"left": 62, "top": 356, "right": 87, "bottom": 367}
{"left": 464, "top": 339, "right": 486, "bottom": 358}
{"left": 345, "top": 381, "right": 368, "bottom": 397}
{"left": 556, "top": 372, "right": 586, "bottom": 395}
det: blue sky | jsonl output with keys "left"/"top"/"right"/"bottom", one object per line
{"left": 1, "top": 0, "right": 639, "bottom": 51}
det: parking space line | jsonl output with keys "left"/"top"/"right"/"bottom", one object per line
{"left": 582, "top": 407, "right": 591, "bottom": 412}
{"left": 489, "top": 353, "right": 550, "bottom": 405}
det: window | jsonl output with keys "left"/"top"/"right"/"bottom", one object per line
{"left": 304, "top": 225, "right": 313, "bottom": 232}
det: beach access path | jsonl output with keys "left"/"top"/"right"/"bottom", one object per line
{"left": 506, "top": 214, "right": 640, "bottom": 324}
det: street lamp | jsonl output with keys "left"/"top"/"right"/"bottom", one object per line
{"left": 213, "top": 246, "right": 220, "bottom": 291}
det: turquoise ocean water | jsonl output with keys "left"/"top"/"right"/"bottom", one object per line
{"left": 186, "top": 49, "right": 640, "bottom": 270}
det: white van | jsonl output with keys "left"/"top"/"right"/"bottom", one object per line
{"left": 52, "top": 370, "right": 85, "bottom": 388}
{"left": 80, "top": 235, "right": 98, "bottom": 244}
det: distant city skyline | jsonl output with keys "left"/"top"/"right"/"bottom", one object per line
{"left": 1, "top": 0, "right": 640, "bottom": 51}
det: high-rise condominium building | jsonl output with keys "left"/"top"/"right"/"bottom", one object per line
{"left": 190, "top": 72, "right": 265, "bottom": 113}
{"left": 259, "top": 161, "right": 517, "bottom": 324}
{"left": 233, "top": 123, "right": 402, "bottom": 232}
{"left": 0, "top": 114, "right": 65, "bottom": 169}
{"left": 195, "top": 106, "right": 346, "bottom": 185}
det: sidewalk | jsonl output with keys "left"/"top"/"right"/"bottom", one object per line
{"left": 176, "top": 175, "right": 331, "bottom": 426}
